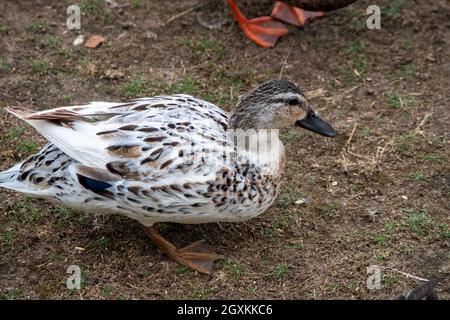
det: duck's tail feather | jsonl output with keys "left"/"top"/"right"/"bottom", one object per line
{"left": 5, "top": 106, "right": 37, "bottom": 120}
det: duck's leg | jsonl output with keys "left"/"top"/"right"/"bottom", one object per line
{"left": 227, "top": 0, "right": 288, "bottom": 48}
{"left": 144, "top": 226, "right": 220, "bottom": 274}
{"left": 271, "top": 1, "right": 324, "bottom": 27}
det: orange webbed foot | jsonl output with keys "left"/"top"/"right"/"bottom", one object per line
{"left": 271, "top": 1, "right": 325, "bottom": 27}
{"left": 227, "top": 0, "right": 288, "bottom": 48}
{"left": 241, "top": 16, "right": 288, "bottom": 48}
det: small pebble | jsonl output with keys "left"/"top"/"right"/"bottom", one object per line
{"left": 295, "top": 198, "right": 308, "bottom": 205}
{"left": 73, "top": 34, "right": 84, "bottom": 46}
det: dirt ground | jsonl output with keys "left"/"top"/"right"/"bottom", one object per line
{"left": 0, "top": 0, "right": 449, "bottom": 300}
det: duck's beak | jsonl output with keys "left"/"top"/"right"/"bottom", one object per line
{"left": 295, "top": 110, "right": 337, "bottom": 137}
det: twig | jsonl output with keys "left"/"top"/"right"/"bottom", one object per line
{"left": 346, "top": 150, "right": 374, "bottom": 162}
{"left": 343, "top": 85, "right": 359, "bottom": 94}
{"left": 414, "top": 112, "right": 433, "bottom": 136}
{"left": 305, "top": 88, "right": 326, "bottom": 99}
{"left": 345, "top": 122, "right": 357, "bottom": 146}
{"left": 387, "top": 267, "right": 430, "bottom": 282}
{"left": 165, "top": 2, "right": 207, "bottom": 25}
{"left": 278, "top": 42, "right": 294, "bottom": 79}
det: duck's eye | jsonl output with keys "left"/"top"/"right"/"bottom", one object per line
{"left": 287, "top": 98, "right": 300, "bottom": 106}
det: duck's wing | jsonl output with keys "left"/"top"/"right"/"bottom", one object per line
{"left": 7, "top": 95, "right": 229, "bottom": 181}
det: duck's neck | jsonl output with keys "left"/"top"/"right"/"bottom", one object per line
{"left": 229, "top": 107, "right": 270, "bottom": 130}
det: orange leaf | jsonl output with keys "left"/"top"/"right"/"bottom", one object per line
{"left": 85, "top": 35, "right": 105, "bottom": 48}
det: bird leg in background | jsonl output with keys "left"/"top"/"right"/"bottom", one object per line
{"left": 227, "top": 0, "right": 288, "bottom": 48}
{"left": 144, "top": 226, "right": 220, "bottom": 274}
{"left": 271, "top": 1, "right": 324, "bottom": 27}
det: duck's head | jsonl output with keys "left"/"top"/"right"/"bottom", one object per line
{"left": 230, "top": 79, "right": 336, "bottom": 137}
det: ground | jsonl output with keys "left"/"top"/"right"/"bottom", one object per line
{"left": 0, "top": 0, "right": 449, "bottom": 299}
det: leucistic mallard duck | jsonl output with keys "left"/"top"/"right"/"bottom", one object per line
{"left": 227, "top": 0, "right": 358, "bottom": 47}
{"left": 0, "top": 80, "right": 336, "bottom": 274}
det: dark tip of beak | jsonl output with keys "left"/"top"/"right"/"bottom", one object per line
{"left": 295, "top": 110, "right": 337, "bottom": 137}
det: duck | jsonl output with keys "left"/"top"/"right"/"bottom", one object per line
{"left": 227, "top": 0, "right": 358, "bottom": 47}
{"left": 0, "top": 80, "right": 336, "bottom": 274}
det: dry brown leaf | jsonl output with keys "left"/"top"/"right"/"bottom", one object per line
{"left": 85, "top": 35, "right": 105, "bottom": 48}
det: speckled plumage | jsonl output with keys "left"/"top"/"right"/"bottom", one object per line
{"left": 1, "top": 89, "right": 288, "bottom": 226}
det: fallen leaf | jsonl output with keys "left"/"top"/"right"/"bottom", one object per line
{"left": 85, "top": 35, "right": 105, "bottom": 48}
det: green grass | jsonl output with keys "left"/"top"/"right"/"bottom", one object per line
{"left": 419, "top": 153, "right": 441, "bottom": 164}
{"left": 54, "top": 205, "right": 75, "bottom": 219}
{"left": 131, "top": 0, "right": 142, "bottom": 7}
{"left": 182, "top": 36, "right": 222, "bottom": 54}
{"left": 2, "top": 227, "right": 19, "bottom": 244}
{"left": 121, "top": 76, "right": 149, "bottom": 97}
{"left": 354, "top": 57, "right": 369, "bottom": 74}
{"left": 174, "top": 265, "right": 191, "bottom": 274}
{"left": 406, "top": 210, "right": 432, "bottom": 234}
{"left": 0, "top": 25, "right": 8, "bottom": 35}
{"left": 270, "top": 264, "right": 290, "bottom": 279}
{"left": 6, "top": 126, "right": 26, "bottom": 140}
{"left": 344, "top": 68, "right": 357, "bottom": 84}
{"left": 0, "top": 58, "right": 12, "bottom": 72}
{"left": 27, "top": 20, "right": 47, "bottom": 33}
{"left": 280, "top": 131, "right": 298, "bottom": 142}
{"left": 438, "top": 224, "right": 450, "bottom": 239}
{"left": 320, "top": 201, "right": 342, "bottom": 216}
{"left": 30, "top": 60, "right": 51, "bottom": 75}
{"left": 410, "top": 170, "right": 425, "bottom": 182}
{"left": 15, "top": 140, "right": 38, "bottom": 154}
{"left": 95, "top": 236, "right": 110, "bottom": 249}
{"left": 350, "top": 18, "right": 366, "bottom": 32}
{"left": 383, "top": 221, "right": 399, "bottom": 233}
{"left": 61, "top": 94, "right": 73, "bottom": 103}
{"left": 101, "top": 285, "right": 114, "bottom": 297}
{"left": 344, "top": 41, "right": 363, "bottom": 55}
{"left": 383, "top": 274, "right": 400, "bottom": 288}
{"left": 262, "top": 225, "right": 276, "bottom": 238}
{"left": 361, "top": 127, "right": 372, "bottom": 137}
{"left": 58, "top": 48, "right": 75, "bottom": 59}
{"left": 80, "top": 0, "right": 100, "bottom": 13}
{"left": 398, "top": 63, "right": 416, "bottom": 79}
{"left": 401, "top": 244, "right": 414, "bottom": 255}
{"left": 169, "top": 77, "right": 198, "bottom": 95}
{"left": 195, "top": 36, "right": 220, "bottom": 52}
{"left": 387, "top": 94, "right": 402, "bottom": 108}
{"left": 430, "top": 136, "right": 445, "bottom": 146}
{"left": 374, "top": 233, "right": 389, "bottom": 246}
{"left": 203, "top": 91, "right": 234, "bottom": 107}
{"left": 277, "top": 189, "right": 303, "bottom": 210}
{"left": 41, "top": 35, "right": 59, "bottom": 47}
{"left": 326, "top": 283, "right": 340, "bottom": 293}
{"left": 395, "top": 132, "right": 415, "bottom": 153}
{"left": 28, "top": 208, "right": 42, "bottom": 222}
{"left": 384, "top": 0, "right": 407, "bottom": 17}
{"left": 222, "top": 260, "right": 246, "bottom": 282}
{"left": 0, "top": 289, "right": 22, "bottom": 300}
